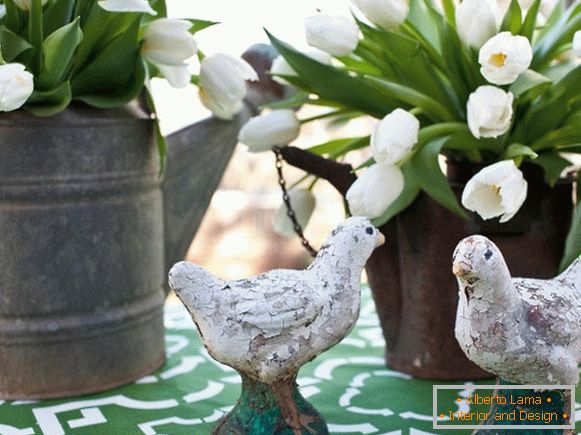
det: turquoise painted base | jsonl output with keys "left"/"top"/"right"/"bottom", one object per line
{"left": 473, "top": 379, "right": 573, "bottom": 435}
{"left": 213, "top": 374, "right": 329, "bottom": 435}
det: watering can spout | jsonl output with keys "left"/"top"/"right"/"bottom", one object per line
{"left": 161, "top": 44, "right": 286, "bottom": 276}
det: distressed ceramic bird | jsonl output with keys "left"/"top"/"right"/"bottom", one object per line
{"left": 169, "top": 216, "right": 384, "bottom": 434}
{"left": 453, "top": 235, "right": 581, "bottom": 386}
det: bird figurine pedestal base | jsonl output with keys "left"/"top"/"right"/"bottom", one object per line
{"left": 473, "top": 380, "right": 572, "bottom": 435}
{"left": 214, "top": 375, "right": 328, "bottom": 435}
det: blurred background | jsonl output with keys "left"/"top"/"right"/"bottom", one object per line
{"left": 154, "top": 1, "right": 374, "bottom": 279}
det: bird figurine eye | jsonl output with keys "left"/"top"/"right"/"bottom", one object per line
{"left": 484, "top": 249, "right": 493, "bottom": 260}
{"left": 366, "top": 227, "right": 374, "bottom": 235}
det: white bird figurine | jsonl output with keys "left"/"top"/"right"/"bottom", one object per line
{"left": 453, "top": 235, "right": 581, "bottom": 385}
{"left": 168, "top": 216, "right": 384, "bottom": 433}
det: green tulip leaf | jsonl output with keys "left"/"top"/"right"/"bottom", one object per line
{"left": 520, "top": 0, "right": 541, "bottom": 39}
{"left": 261, "top": 91, "right": 311, "bottom": 110}
{"left": 307, "top": 136, "right": 370, "bottom": 158}
{"left": 509, "top": 69, "right": 551, "bottom": 100}
{"left": 521, "top": 64, "right": 581, "bottom": 143}
{"left": 75, "top": 57, "right": 146, "bottom": 108}
{"left": 188, "top": 19, "right": 220, "bottom": 34}
{"left": 407, "top": 0, "right": 441, "bottom": 53}
{"left": 560, "top": 170, "right": 581, "bottom": 272}
{"left": 410, "top": 136, "right": 469, "bottom": 219}
{"left": 530, "top": 151, "right": 572, "bottom": 186}
{"left": 443, "top": 127, "right": 503, "bottom": 154}
{"left": 441, "top": 0, "right": 456, "bottom": 26}
{"left": 4, "top": 1, "right": 24, "bottom": 35}
{"left": 355, "top": 19, "right": 458, "bottom": 115}
{"left": 434, "top": 17, "right": 476, "bottom": 105}
{"left": 25, "top": 81, "right": 72, "bottom": 116}
{"left": 533, "top": 2, "right": 581, "bottom": 69}
{"left": 501, "top": 0, "right": 523, "bottom": 34}
{"left": 366, "top": 76, "right": 456, "bottom": 122}
{"left": 72, "top": 17, "right": 141, "bottom": 96}
{"left": 0, "top": 26, "right": 32, "bottom": 62}
{"left": 42, "top": 0, "right": 76, "bottom": 37}
{"left": 372, "top": 162, "right": 421, "bottom": 227}
{"left": 502, "top": 143, "right": 538, "bottom": 161}
{"left": 150, "top": 0, "right": 167, "bottom": 17}
{"left": 37, "top": 17, "right": 83, "bottom": 91}
{"left": 267, "top": 30, "right": 399, "bottom": 118}
{"left": 533, "top": 125, "right": 581, "bottom": 151}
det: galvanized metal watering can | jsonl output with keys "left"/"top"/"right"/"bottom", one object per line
{"left": 0, "top": 45, "right": 281, "bottom": 399}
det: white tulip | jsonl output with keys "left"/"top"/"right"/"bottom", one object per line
{"left": 156, "top": 65, "right": 191, "bottom": 89}
{"left": 574, "top": 31, "right": 581, "bottom": 57}
{"left": 199, "top": 54, "right": 258, "bottom": 120}
{"left": 467, "top": 86, "right": 514, "bottom": 139}
{"left": 456, "top": 0, "right": 500, "bottom": 49}
{"left": 461, "top": 160, "right": 528, "bottom": 223}
{"left": 12, "top": 0, "right": 48, "bottom": 11}
{"left": 351, "top": 0, "right": 409, "bottom": 31}
{"left": 143, "top": 19, "right": 197, "bottom": 66}
{"left": 305, "top": 14, "right": 360, "bottom": 56}
{"left": 270, "top": 51, "right": 332, "bottom": 85}
{"left": 347, "top": 164, "right": 405, "bottom": 219}
{"left": 371, "top": 108, "right": 419, "bottom": 165}
{"left": 0, "top": 5, "right": 6, "bottom": 19}
{"left": 98, "top": 0, "right": 156, "bottom": 14}
{"left": 273, "top": 188, "right": 316, "bottom": 237}
{"left": 479, "top": 32, "right": 533, "bottom": 85}
{"left": 0, "top": 63, "right": 34, "bottom": 112}
{"left": 142, "top": 19, "right": 197, "bottom": 88}
{"left": 238, "top": 110, "right": 301, "bottom": 152}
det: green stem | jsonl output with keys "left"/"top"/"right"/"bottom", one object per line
{"left": 29, "top": 0, "right": 43, "bottom": 74}
{"left": 418, "top": 122, "right": 466, "bottom": 147}
{"left": 300, "top": 109, "right": 348, "bottom": 124}
{"left": 289, "top": 174, "right": 312, "bottom": 190}
{"left": 307, "top": 177, "right": 319, "bottom": 191}
{"left": 401, "top": 21, "right": 447, "bottom": 73}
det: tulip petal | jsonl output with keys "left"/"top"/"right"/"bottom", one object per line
{"left": 98, "top": 0, "right": 156, "bottom": 15}
{"left": 157, "top": 65, "right": 191, "bottom": 89}
{"left": 347, "top": 164, "right": 405, "bottom": 219}
{"left": 461, "top": 160, "right": 528, "bottom": 223}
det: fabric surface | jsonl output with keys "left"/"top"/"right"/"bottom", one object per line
{"left": 0, "top": 288, "right": 579, "bottom": 434}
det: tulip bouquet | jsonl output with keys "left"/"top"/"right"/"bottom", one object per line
{"left": 0, "top": 0, "right": 258, "bottom": 165}
{"left": 239, "top": 0, "right": 581, "bottom": 268}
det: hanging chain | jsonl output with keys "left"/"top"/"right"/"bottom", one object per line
{"left": 273, "top": 146, "right": 318, "bottom": 258}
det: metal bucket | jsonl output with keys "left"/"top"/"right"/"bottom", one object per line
{"left": 0, "top": 104, "right": 167, "bottom": 399}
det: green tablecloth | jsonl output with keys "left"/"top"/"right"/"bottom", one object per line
{"left": 0, "top": 289, "right": 579, "bottom": 434}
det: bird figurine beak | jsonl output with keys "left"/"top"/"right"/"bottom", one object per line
{"left": 376, "top": 232, "right": 386, "bottom": 247}
{"left": 452, "top": 260, "right": 472, "bottom": 278}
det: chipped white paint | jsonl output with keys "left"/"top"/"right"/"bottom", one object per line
{"left": 453, "top": 235, "right": 581, "bottom": 385}
{"left": 169, "top": 217, "right": 383, "bottom": 384}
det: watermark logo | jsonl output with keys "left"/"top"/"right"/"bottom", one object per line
{"left": 433, "top": 384, "right": 575, "bottom": 430}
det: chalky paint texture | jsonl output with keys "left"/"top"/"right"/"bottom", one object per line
{"left": 454, "top": 236, "right": 581, "bottom": 385}
{"left": 169, "top": 217, "right": 383, "bottom": 432}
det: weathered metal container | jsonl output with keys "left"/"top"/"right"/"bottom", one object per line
{"left": 278, "top": 147, "right": 575, "bottom": 380}
{"left": 0, "top": 103, "right": 251, "bottom": 399}
{"left": 367, "top": 161, "right": 574, "bottom": 379}
{"left": 0, "top": 44, "right": 281, "bottom": 400}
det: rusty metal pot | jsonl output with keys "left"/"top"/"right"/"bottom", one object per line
{"left": 367, "top": 161, "right": 574, "bottom": 379}
{"left": 279, "top": 147, "right": 575, "bottom": 380}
